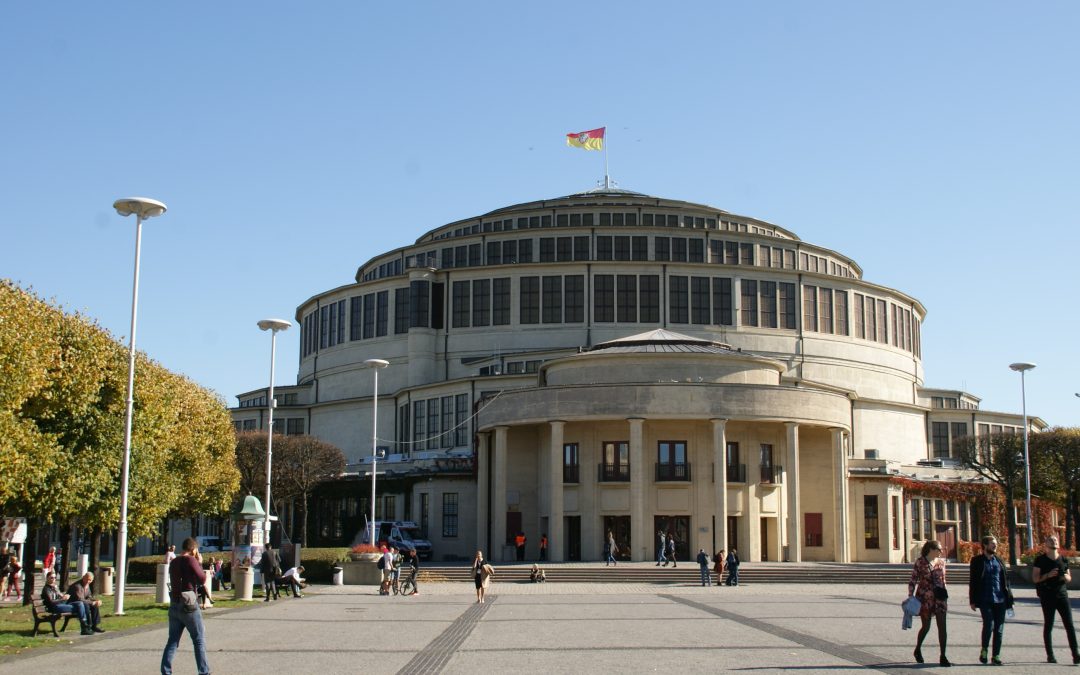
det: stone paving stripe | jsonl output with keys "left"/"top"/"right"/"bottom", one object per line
{"left": 397, "top": 596, "right": 495, "bottom": 675}
{"left": 660, "top": 594, "right": 924, "bottom": 674}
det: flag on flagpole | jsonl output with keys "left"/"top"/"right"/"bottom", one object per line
{"left": 566, "top": 127, "right": 605, "bottom": 151}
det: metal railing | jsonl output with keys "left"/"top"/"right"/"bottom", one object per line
{"left": 563, "top": 464, "right": 580, "bottom": 484}
{"left": 655, "top": 463, "right": 691, "bottom": 482}
{"left": 598, "top": 463, "right": 631, "bottom": 482}
{"left": 759, "top": 464, "right": 783, "bottom": 484}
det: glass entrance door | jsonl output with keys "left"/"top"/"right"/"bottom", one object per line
{"left": 602, "top": 515, "right": 631, "bottom": 561}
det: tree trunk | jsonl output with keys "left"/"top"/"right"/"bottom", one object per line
{"left": 59, "top": 521, "right": 73, "bottom": 589}
{"left": 89, "top": 525, "right": 102, "bottom": 572}
{"left": 299, "top": 491, "right": 308, "bottom": 548}
{"left": 1005, "top": 488, "right": 1019, "bottom": 566}
{"left": 21, "top": 519, "right": 37, "bottom": 606}
{"left": 1066, "top": 488, "right": 1075, "bottom": 550}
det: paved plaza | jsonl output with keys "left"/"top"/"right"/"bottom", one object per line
{"left": 2, "top": 578, "right": 1078, "bottom": 674}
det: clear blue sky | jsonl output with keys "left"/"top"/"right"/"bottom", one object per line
{"left": 2, "top": 2, "right": 1078, "bottom": 426}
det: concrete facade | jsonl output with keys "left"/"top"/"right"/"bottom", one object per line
{"left": 230, "top": 189, "right": 1044, "bottom": 564}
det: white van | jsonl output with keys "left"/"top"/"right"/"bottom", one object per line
{"left": 358, "top": 521, "right": 433, "bottom": 560}
{"left": 194, "top": 536, "right": 230, "bottom": 552}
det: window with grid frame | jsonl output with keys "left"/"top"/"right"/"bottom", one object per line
{"left": 932, "top": 422, "right": 949, "bottom": 457}
{"left": 564, "top": 275, "right": 585, "bottom": 323}
{"left": 563, "top": 443, "right": 580, "bottom": 483}
{"left": 911, "top": 498, "right": 921, "bottom": 540}
{"left": 442, "top": 493, "right": 459, "bottom": 537}
{"left": 864, "top": 495, "right": 880, "bottom": 549}
{"left": 669, "top": 276, "right": 688, "bottom": 323}
{"left": 454, "top": 394, "right": 469, "bottom": 447}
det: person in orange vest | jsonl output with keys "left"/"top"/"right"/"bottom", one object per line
{"left": 539, "top": 534, "right": 548, "bottom": 562}
{"left": 514, "top": 532, "right": 526, "bottom": 562}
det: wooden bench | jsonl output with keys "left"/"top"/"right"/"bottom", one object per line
{"left": 31, "top": 596, "right": 74, "bottom": 637}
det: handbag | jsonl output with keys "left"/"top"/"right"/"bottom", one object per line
{"left": 180, "top": 590, "right": 199, "bottom": 613}
{"left": 933, "top": 586, "right": 949, "bottom": 601}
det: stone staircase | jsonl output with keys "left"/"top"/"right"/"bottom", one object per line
{"left": 417, "top": 562, "right": 979, "bottom": 586}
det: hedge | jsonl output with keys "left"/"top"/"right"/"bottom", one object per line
{"left": 127, "top": 548, "right": 351, "bottom": 584}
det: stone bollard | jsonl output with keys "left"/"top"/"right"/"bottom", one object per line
{"left": 155, "top": 564, "right": 170, "bottom": 604}
{"left": 332, "top": 565, "right": 343, "bottom": 586}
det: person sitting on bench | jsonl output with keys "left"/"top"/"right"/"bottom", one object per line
{"left": 280, "top": 565, "right": 306, "bottom": 597}
{"left": 66, "top": 572, "right": 104, "bottom": 635}
{"left": 41, "top": 572, "right": 76, "bottom": 617}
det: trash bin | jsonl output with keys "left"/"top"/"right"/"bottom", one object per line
{"left": 94, "top": 567, "right": 114, "bottom": 596}
{"left": 233, "top": 566, "right": 254, "bottom": 601}
{"left": 332, "top": 565, "right": 343, "bottom": 586}
{"left": 155, "top": 563, "right": 170, "bottom": 604}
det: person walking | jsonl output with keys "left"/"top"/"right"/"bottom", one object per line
{"left": 605, "top": 531, "right": 617, "bottom": 567}
{"left": 725, "top": 549, "right": 740, "bottom": 586}
{"left": 5, "top": 554, "right": 21, "bottom": 600}
{"left": 472, "top": 551, "right": 493, "bottom": 604}
{"left": 161, "top": 537, "right": 211, "bottom": 675}
{"left": 539, "top": 534, "right": 548, "bottom": 562}
{"left": 969, "top": 534, "right": 1011, "bottom": 665}
{"left": 908, "top": 539, "right": 950, "bottom": 667}
{"left": 697, "top": 548, "right": 711, "bottom": 586}
{"left": 1033, "top": 535, "right": 1080, "bottom": 664}
{"left": 666, "top": 534, "right": 677, "bottom": 568}
{"left": 714, "top": 549, "right": 725, "bottom": 587}
{"left": 259, "top": 543, "right": 281, "bottom": 601}
{"left": 656, "top": 530, "right": 667, "bottom": 567}
{"left": 42, "top": 546, "right": 56, "bottom": 580}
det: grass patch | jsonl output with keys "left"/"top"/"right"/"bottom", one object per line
{"left": 0, "top": 595, "right": 250, "bottom": 656}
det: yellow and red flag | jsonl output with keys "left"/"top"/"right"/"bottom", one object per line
{"left": 566, "top": 127, "right": 605, "bottom": 151}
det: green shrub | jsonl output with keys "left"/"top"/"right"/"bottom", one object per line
{"left": 296, "top": 548, "right": 350, "bottom": 583}
{"left": 128, "top": 555, "right": 167, "bottom": 583}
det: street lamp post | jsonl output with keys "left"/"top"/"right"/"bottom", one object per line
{"left": 1010, "top": 361, "right": 1037, "bottom": 551}
{"left": 362, "top": 359, "right": 389, "bottom": 546}
{"left": 111, "top": 197, "right": 167, "bottom": 616}
{"left": 258, "top": 319, "right": 292, "bottom": 548}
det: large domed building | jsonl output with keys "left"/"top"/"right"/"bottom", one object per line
{"left": 232, "top": 189, "right": 1042, "bottom": 563}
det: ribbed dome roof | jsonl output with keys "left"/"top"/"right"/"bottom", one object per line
{"left": 587, "top": 329, "right": 742, "bottom": 355}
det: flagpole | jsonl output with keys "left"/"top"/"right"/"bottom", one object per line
{"left": 603, "top": 127, "right": 610, "bottom": 189}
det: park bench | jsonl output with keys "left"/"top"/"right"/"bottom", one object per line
{"left": 31, "top": 596, "right": 74, "bottom": 637}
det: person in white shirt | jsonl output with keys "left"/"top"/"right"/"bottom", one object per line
{"left": 164, "top": 545, "right": 176, "bottom": 565}
{"left": 280, "top": 566, "right": 305, "bottom": 598}
{"left": 380, "top": 547, "right": 394, "bottom": 595}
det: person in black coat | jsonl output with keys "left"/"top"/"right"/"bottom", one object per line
{"left": 259, "top": 544, "right": 281, "bottom": 601}
{"left": 1033, "top": 535, "right": 1080, "bottom": 664}
{"left": 969, "top": 535, "right": 1012, "bottom": 666}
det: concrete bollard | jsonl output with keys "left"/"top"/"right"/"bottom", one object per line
{"left": 156, "top": 564, "right": 170, "bottom": 603}
{"left": 332, "top": 566, "right": 343, "bottom": 586}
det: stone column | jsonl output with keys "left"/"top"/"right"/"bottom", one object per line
{"left": 492, "top": 426, "right": 509, "bottom": 562}
{"left": 711, "top": 419, "right": 728, "bottom": 552}
{"left": 628, "top": 417, "right": 646, "bottom": 562}
{"left": 832, "top": 428, "right": 850, "bottom": 563}
{"left": 785, "top": 422, "right": 802, "bottom": 563}
{"left": 475, "top": 432, "right": 490, "bottom": 556}
{"left": 549, "top": 421, "right": 565, "bottom": 562}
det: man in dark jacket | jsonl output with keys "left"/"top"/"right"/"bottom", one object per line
{"left": 725, "top": 549, "right": 741, "bottom": 586}
{"left": 41, "top": 572, "right": 77, "bottom": 622}
{"left": 969, "top": 535, "right": 1012, "bottom": 665}
{"left": 260, "top": 544, "right": 281, "bottom": 601}
{"left": 67, "top": 572, "right": 104, "bottom": 634}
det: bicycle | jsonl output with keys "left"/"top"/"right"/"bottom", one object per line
{"left": 399, "top": 570, "right": 417, "bottom": 597}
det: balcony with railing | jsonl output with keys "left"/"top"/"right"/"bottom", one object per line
{"left": 563, "top": 464, "right": 580, "bottom": 484}
{"left": 598, "top": 463, "right": 631, "bottom": 482}
{"left": 759, "top": 464, "right": 783, "bottom": 485}
{"left": 655, "top": 463, "right": 691, "bottom": 482}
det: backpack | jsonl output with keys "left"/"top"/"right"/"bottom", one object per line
{"left": 377, "top": 556, "right": 386, "bottom": 570}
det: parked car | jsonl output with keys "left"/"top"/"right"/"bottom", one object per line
{"left": 194, "top": 536, "right": 231, "bottom": 552}
{"left": 358, "top": 521, "right": 433, "bottom": 560}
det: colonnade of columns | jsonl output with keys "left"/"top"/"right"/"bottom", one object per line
{"left": 473, "top": 419, "right": 850, "bottom": 563}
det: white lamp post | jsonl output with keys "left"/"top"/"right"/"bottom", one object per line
{"left": 258, "top": 319, "right": 292, "bottom": 547}
{"left": 111, "top": 197, "right": 167, "bottom": 616}
{"left": 1010, "top": 361, "right": 1037, "bottom": 551}
{"left": 362, "top": 359, "right": 389, "bottom": 547}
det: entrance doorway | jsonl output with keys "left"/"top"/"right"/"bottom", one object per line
{"left": 760, "top": 518, "right": 770, "bottom": 561}
{"left": 655, "top": 515, "right": 691, "bottom": 562}
{"left": 566, "top": 516, "right": 581, "bottom": 561}
{"left": 602, "top": 515, "right": 631, "bottom": 561}
{"left": 935, "top": 524, "right": 957, "bottom": 560}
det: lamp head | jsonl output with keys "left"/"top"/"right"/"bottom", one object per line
{"left": 113, "top": 197, "right": 167, "bottom": 219}
{"left": 1009, "top": 362, "right": 1037, "bottom": 373}
{"left": 257, "top": 318, "right": 292, "bottom": 333}
{"left": 363, "top": 358, "right": 390, "bottom": 369}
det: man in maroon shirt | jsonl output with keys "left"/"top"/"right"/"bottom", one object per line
{"left": 161, "top": 537, "right": 210, "bottom": 675}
